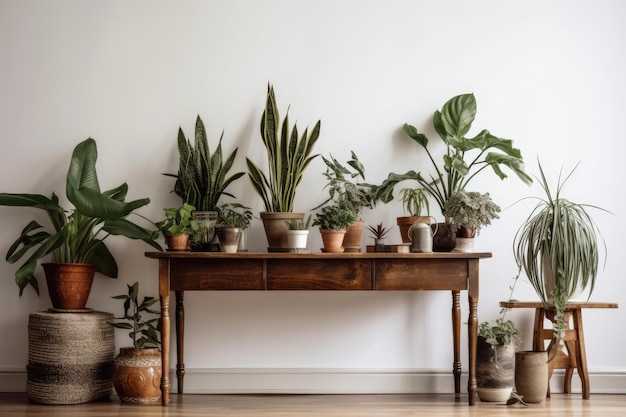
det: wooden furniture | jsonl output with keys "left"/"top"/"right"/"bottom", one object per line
{"left": 145, "top": 251, "right": 493, "bottom": 406}
{"left": 499, "top": 301, "right": 618, "bottom": 399}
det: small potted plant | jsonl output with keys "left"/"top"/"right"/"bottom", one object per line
{"left": 157, "top": 203, "right": 200, "bottom": 251}
{"left": 109, "top": 282, "right": 162, "bottom": 405}
{"left": 367, "top": 223, "right": 391, "bottom": 252}
{"left": 285, "top": 215, "right": 312, "bottom": 252}
{"left": 443, "top": 190, "right": 500, "bottom": 252}
{"left": 215, "top": 203, "right": 253, "bottom": 253}
{"left": 396, "top": 187, "right": 431, "bottom": 243}
{"left": 312, "top": 204, "right": 356, "bottom": 253}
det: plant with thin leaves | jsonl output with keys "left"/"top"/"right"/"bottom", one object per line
{"left": 0, "top": 138, "right": 161, "bottom": 297}
{"left": 399, "top": 187, "right": 430, "bottom": 217}
{"left": 367, "top": 223, "right": 391, "bottom": 240}
{"left": 164, "top": 115, "right": 244, "bottom": 211}
{"left": 286, "top": 215, "right": 312, "bottom": 230}
{"left": 373, "top": 93, "right": 532, "bottom": 216}
{"left": 246, "top": 84, "right": 320, "bottom": 213}
{"left": 513, "top": 160, "right": 608, "bottom": 349}
{"left": 109, "top": 282, "right": 161, "bottom": 350}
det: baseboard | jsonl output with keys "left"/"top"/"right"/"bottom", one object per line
{"left": 2, "top": 367, "right": 625, "bottom": 394}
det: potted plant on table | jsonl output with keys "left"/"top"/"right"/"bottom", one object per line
{"left": 157, "top": 203, "right": 200, "bottom": 251}
{"left": 109, "top": 282, "right": 162, "bottom": 405}
{"left": 372, "top": 93, "right": 532, "bottom": 251}
{"left": 164, "top": 115, "right": 245, "bottom": 251}
{"left": 313, "top": 204, "right": 356, "bottom": 253}
{"left": 396, "top": 187, "right": 431, "bottom": 243}
{"left": 285, "top": 215, "right": 312, "bottom": 252}
{"left": 367, "top": 223, "right": 391, "bottom": 252}
{"left": 443, "top": 190, "right": 501, "bottom": 252}
{"left": 0, "top": 138, "right": 161, "bottom": 309}
{"left": 215, "top": 203, "right": 253, "bottom": 253}
{"left": 246, "top": 84, "right": 321, "bottom": 252}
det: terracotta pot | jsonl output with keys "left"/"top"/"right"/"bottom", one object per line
{"left": 112, "top": 347, "right": 162, "bottom": 405}
{"left": 343, "top": 220, "right": 364, "bottom": 253}
{"left": 397, "top": 216, "right": 431, "bottom": 243}
{"left": 43, "top": 263, "right": 96, "bottom": 310}
{"left": 165, "top": 232, "right": 190, "bottom": 251}
{"left": 432, "top": 222, "right": 456, "bottom": 252}
{"left": 515, "top": 351, "right": 548, "bottom": 403}
{"left": 320, "top": 229, "right": 347, "bottom": 253}
{"left": 216, "top": 227, "right": 242, "bottom": 253}
{"left": 260, "top": 212, "right": 305, "bottom": 252}
{"left": 476, "top": 336, "right": 515, "bottom": 402}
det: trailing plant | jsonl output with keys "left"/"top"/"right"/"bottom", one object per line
{"left": 157, "top": 203, "right": 200, "bottom": 237}
{"left": 0, "top": 138, "right": 161, "bottom": 297}
{"left": 443, "top": 190, "right": 500, "bottom": 233}
{"left": 286, "top": 215, "right": 312, "bottom": 230}
{"left": 367, "top": 223, "right": 391, "bottom": 240}
{"left": 479, "top": 318, "right": 521, "bottom": 349}
{"left": 312, "top": 204, "right": 356, "bottom": 231}
{"left": 246, "top": 84, "right": 321, "bottom": 212}
{"left": 216, "top": 203, "right": 253, "bottom": 229}
{"left": 373, "top": 93, "right": 532, "bottom": 216}
{"left": 109, "top": 282, "right": 161, "bottom": 349}
{"left": 164, "top": 115, "right": 245, "bottom": 211}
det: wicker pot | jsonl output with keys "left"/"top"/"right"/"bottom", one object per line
{"left": 112, "top": 347, "right": 162, "bottom": 405}
{"left": 43, "top": 263, "right": 96, "bottom": 310}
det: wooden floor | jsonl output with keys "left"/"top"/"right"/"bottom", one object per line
{"left": 1, "top": 393, "right": 625, "bottom": 417}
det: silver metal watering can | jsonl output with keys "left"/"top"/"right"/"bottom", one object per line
{"left": 409, "top": 218, "right": 438, "bottom": 253}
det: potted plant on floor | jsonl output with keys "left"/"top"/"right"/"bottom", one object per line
{"left": 109, "top": 282, "right": 162, "bottom": 405}
{"left": 215, "top": 203, "right": 253, "bottom": 253}
{"left": 246, "top": 84, "right": 321, "bottom": 251}
{"left": 157, "top": 203, "right": 200, "bottom": 251}
{"left": 372, "top": 93, "right": 532, "bottom": 250}
{"left": 443, "top": 190, "right": 500, "bottom": 252}
{"left": 164, "top": 115, "right": 245, "bottom": 251}
{"left": 285, "top": 215, "right": 312, "bottom": 252}
{"left": 313, "top": 204, "right": 356, "bottom": 253}
{"left": 0, "top": 138, "right": 161, "bottom": 308}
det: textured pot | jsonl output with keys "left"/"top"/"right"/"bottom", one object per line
{"left": 320, "top": 229, "right": 347, "bottom": 253}
{"left": 216, "top": 227, "right": 242, "bottom": 253}
{"left": 515, "top": 350, "right": 549, "bottom": 403}
{"left": 113, "top": 347, "right": 162, "bottom": 405}
{"left": 165, "top": 232, "right": 190, "bottom": 251}
{"left": 476, "top": 336, "right": 515, "bottom": 402}
{"left": 260, "top": 212, "right": 305, "bottom": 252}
{"left": 43, "top": 263, "right": 96, "bottom": 310}
{"left": 343, "top": 220, "right": 364, "bottom": 253}
{"left": 432, "top": 222, "right": 456, "bottom": 252}
{"left": 453, "top": 237, "right": 475, "bottom": 252}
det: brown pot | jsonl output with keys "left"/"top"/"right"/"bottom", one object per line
{"left": 342, "top": 220, "right": 364, "bottom": 253}
{"left": 216, "top": 227, "right": 242, "bottom": 253}
{"left": 397, "top": 216, "right": 431, "bottom": 243}
{"left": 43, "top": 263, "right": 96, "bottom": 310}
{"left": 112, "top": 347, "right": 162, "bottom": 405}
{"left": 260, "top": 212, "right": 305, "bottom": 252}
{"left": 515, "top": 351, "right": 549, "bottom": 403}
{"left": 432, "top": 222, "right": 457, "bottom": 252}
{"left": 320, "top": 229, "right": 347, "bottom": 253}
{"left": 165, "top": 232, "right": 191, "bottom": 251}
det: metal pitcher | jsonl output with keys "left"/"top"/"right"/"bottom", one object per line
{"left": 409, "top": 218, "right": 438, "bottom": 253}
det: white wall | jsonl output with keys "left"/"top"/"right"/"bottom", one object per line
{"left": 1, "top": 0, "right": 625, "bottom": 393}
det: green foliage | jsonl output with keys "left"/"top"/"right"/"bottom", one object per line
{"left": 216, "top": 203, "right": 253, "bottom": 228}
{"left": 367, "top": 223, "right": 391, "bottom": 239}
{"left": 373, "top": 93, "right": 532, "bottom": 215}
{"left": 157, "top": 203, "right": 200, "bottom": 236}
{"left": 443, "top": 190, "right": 500, "bottom": 232}
{"left": 286, "top": 215, "right": 312, "bottom": 230}
{"left": 0, "top": 138, "right": 161, "bottom": 297}
{"left": 399, "top": 187, "right": 430, "bottom": 217}
{"left": 479, "top": 318, "right": 521, "bottom": 347}
{"left": 164, "top": 115, "right": 244, "bottom": 211}
{"left": 313, "top": 204, "right": 356, "bottom": 231}
{"left": 246, "top": 84, "right": 320, "bottom": 212}
{"left": 109, "top": 282, "right": 161, "bottom": 349}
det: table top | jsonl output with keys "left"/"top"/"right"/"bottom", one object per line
{"left": 500, "top": 301, "right": 619, "bottom": 309}
{"left": 145, "top": 251, "right": 493, "bottom": 260}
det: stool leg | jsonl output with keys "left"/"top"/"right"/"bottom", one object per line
{"left": 573, "top": 309, "right": 590, "bottom": 399}
{"left": 563, "top": 340, "right": 576, "bottom": 393}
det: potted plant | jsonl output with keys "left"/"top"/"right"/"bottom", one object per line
{"left": 316, "top": 151, "right": 375, "bottom": 253}
{"left": 285, "top": 215, "right": 312, "bottom": 251}
{"left": 246, "top": 84, "right": 321, "bottom": 251}
{"left": 109, "top": 282, "right": 162, "bottom": 405}
{"left": 164, "top": 115, "right": 245, "bottom": 251}
{"left": 215, "top": 203, "right": 253, "bottom": 253}
{"left": 372, "top": 93, "right": 532, "bottom": 250}
{"left": 157, "top": 203, "right": 200, "bottom": 251}
{"left": 0, "top": 138, "right": 161, "bottom": 309}
{"left": 476, "top": 318, "right": 521, "bottom": 402}
{"left": 513, "top": 161, "right": 608, "bottom": 349}
{"left": 312, "top": 204, "right": 356, "bottom": 253}
{"left": 443, "top": 190, "right": 501, "bottom": 252}
{"left": 397, "top": 187, "right": 431, "bottom": 243}
{"left": 367, "top": 223, "right": 391, "bottom": 252}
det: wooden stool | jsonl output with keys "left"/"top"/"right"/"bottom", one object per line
{"left": 499, "top": 301, "right": 618, "bottom": 399}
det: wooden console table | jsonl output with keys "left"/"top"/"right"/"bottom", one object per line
{"left": 145, "top": 251, "right": 492, "bottom": 406}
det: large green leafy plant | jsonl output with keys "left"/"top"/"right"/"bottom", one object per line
{"left": 0, "top": 138, "right": 161, "bottom": 296}
{"left": 109, "top": 282, "right": 160, "bottom": 349}
{"left": 374, "top": 93, "right": 532, "bottom": 215}
{"left": 165, "top": 115, "right": 244, "bottom": 211}
{"left": 246, "top": 84, "right": 320, "bottom": 212}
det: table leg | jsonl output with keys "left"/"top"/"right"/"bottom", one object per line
{"left": 573, "top": 309, "right": 590, "bottom": 399}
{"left": 176, "top": 291, "right": 185, "bottom": 394}
{"left": 467, "top": 259, "right": 479, "bottom": 406}
{"left": 451, "top": 290, "right": 461, "bottom": 396}
{"left": 158, "top": 259, "right": 171, "bottom": 406}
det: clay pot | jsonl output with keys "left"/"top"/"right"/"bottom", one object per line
{"left": 112, "top": 347, "right": 162, "bottom": 405}
{"left": 397, "top": 216, "right": 431, "bottom": 243}
{"left": 476, "top": 336, "right": 515, "bottom": 402}
{"left": 343, "top": 220, "right": 364, "bottom": 253}
{"left": 260, "top": 212, "right": 305, "bottom": 252}
{"left": 320, "top": 229, "right": 347, "bottom": 253}
{"left": 515, "top": 351, "right": 549, "bottom": 403}
{"left": 165, "top": 232, "right": 190, "bottom": 251}
{"left": 43, "top": 263, "right": 96, "bottom": 310}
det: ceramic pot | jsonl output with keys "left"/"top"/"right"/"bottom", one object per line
{"left": 216, "top": 227, "right": 242, "bottom": 253}
{"left": 113, "top": 347, "right": 162, "bottom": 405}
{"left": 260, "top": 212, "right": 305, "bottom": 252}
{"left": 476, "top": 336, "right": 515, "bottom": 402}
{"left": 515, "top": 350, "right": 548, "bottom": 403}
{"left": 165, "top": 232, "right": 190, "bottom": 251}
{"left": 43, "top": 263, "right": 96, "bottom": 310}
{"left": 286, "top": 230, "right": 309, "bottom": 251}
{"left": 432, "top": 222, "right": 456, "bottom": 252}
{"left": 320, "top": 229, "right": 346, "bottom": 253}
{"left": 343, "top": 220, "right": 364, "bottom": 253}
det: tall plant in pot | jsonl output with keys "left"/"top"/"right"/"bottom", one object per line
{"left": 164, "top": 115, "right": 245, "bottom": 251}
{"left": 372, "top": 93, "right": 532, "bottom": 250}
{"left": 0, "top": 138, "right": 161, "bottom": 308}
{"left": 246, "top": 84, "right": 320, "bottom": 251}
{"left": 443, "top": 190, "right": 500, "bottom": 252}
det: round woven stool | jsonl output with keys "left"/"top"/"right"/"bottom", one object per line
{"left": 27, "top": 310, "right": 115, "bottom": 404}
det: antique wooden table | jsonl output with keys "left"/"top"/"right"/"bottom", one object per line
{"left": 145, "top": 251, "right": 492, "bottom": 405}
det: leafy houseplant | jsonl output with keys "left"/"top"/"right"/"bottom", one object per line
{"left": 216, "top": 203, "right": 253, "bottom": 229}
{"left": 313, "top": 205, "right": 357, "bottom": 231}
{"left": 443, "top": 190, "right": 501, "bottom": 237}
{"left": 109, "top": 282, "right": 160, "bottom": 349}
{"left": 396, "top": 187, "right": 431, "bottom": 243}
{"left": 513, "top": 161, "right": 607, "bottom": 344}
{"left": 157, "top": 203, "right": 200, "bottom": 251}
{"left": 0, "top": 138, "right": 161, "bottom": 302}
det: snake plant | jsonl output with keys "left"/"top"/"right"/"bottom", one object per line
{"left": 0, "top": 138, "right": 161, "bottom": 296}
{"left": 246, "top": 84, "right": 320, "bottom": 212}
